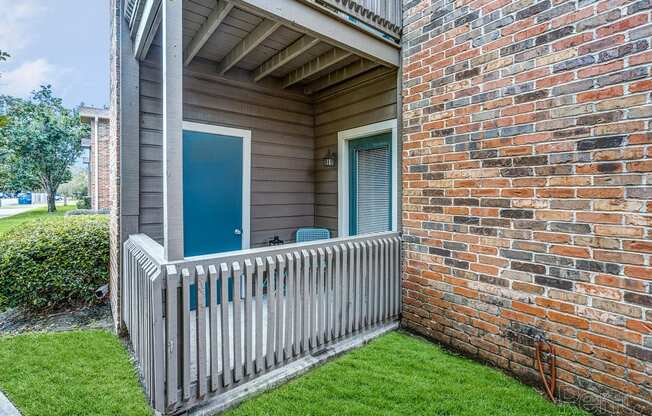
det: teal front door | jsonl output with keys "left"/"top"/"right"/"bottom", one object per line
{"left": 183, "top": 129, "right": 244, "bottom": 257}
{"left": 349, "top": 133, "right": 392, "bottom": 236}
{"left": 184, "top": 127, "right": 246, "bottom": 310}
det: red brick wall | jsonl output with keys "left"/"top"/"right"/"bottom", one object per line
{"left": 109, "top": 0, "right": 122, "bottom": 331}
{"left": 89, "top": 117, "right": 112, "bottom": 211}
{"left": 401, "top": 0, "right": 651, "bottom": 414}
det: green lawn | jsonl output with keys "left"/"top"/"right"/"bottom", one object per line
{"left": 0, "top": 330, "right": 151, "bottom": 416}
{"left": 0, "top": 330, "right": 588, "bottom": 416}
{"left": 0, "top": 204, "right": 76, "bottom": 235}
{"left": 227, "top": 332, "right": 588, "bottom": 416}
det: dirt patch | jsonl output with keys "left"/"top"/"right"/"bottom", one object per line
{"left": 0, "top": 303, "right": 113, "bottom": 335}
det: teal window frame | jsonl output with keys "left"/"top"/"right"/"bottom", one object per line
{"left": 348, "top": 132, "right": 393, "bottom": 236}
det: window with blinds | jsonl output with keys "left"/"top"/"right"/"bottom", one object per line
{"left": 354, "top": 144, "right": 391, "bottom": 235}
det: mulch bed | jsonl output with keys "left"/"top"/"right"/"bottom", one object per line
{"left": 0, "top": 303, "right": 113, "bottom": 336}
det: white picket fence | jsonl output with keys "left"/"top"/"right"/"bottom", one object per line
{"left": 123, "top": 232, "right": 401, "bottom": 414}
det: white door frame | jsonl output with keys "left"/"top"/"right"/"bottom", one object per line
{"left": 337, "top": 119, "right": 398, "bottom": 237}
{"left": 182, "top": 121, "right": 252, "bottom": 249}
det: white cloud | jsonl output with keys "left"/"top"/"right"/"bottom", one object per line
{"left": 0, "top": 59, "right": 58, "bottom": 98}
{"left": 0, "top": 0, "right": 47, "bottom": 51}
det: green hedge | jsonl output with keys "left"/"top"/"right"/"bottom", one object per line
{"left": 0, "top": 216, "right": 109, "bottom": 311}
{"left": 76, "top": 196, "right": 91, "bottom": 209}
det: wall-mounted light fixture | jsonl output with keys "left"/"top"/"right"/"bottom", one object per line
{"left": 322, "top": 149, "right": 337, "bottom": 168}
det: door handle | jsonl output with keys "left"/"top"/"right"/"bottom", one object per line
{"left": 234, "top": 228, "right": 242, "bottom": 235}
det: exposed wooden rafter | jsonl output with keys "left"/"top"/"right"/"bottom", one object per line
{"left": 304, "top": 59, "right": 378, "bottom": 94}
{"left": 184, "top": 0, "right": 234, "bottom": 66}
{"left": 217, "top": 19, "right": 281, "bottom": 75}
{"left": 229, "top": 0, "right": 399, "bottom": 67}
{"left": 283, "top": 48, "right": 351, "bottom": 88}
{"left": 253, "top": 35, "right": 320, "bottom": 82}
{"left": 126, "top": 0, "right": 146, "bottom": 37}
{"left": 133, "top": 0, "right": 162, "bottom": 60}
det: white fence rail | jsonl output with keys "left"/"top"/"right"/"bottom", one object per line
{"left": 123, "top": 237, "right": 165, "bottom": 408}
{"left": 123, "top": 232, "right": 401, "bottom": 414}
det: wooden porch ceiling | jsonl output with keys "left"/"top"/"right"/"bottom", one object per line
{"left": 180, "top": 0, "right": 398, "bottom": 95}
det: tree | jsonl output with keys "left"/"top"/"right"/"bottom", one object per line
{"left": 0, "top": 50, "right": 8, "bottom": 128}
{"left": 0, "top": 86, "right": 89, "bottom": 212}
{"left": 58, "top": 168, "right": 88, "bottom": 198}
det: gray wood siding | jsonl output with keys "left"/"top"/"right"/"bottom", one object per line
{"left": 312, "top": 68, "right": 397, "bottom": 236}
{"left": 139, "top": 42, "right": 315, "bottom": 247}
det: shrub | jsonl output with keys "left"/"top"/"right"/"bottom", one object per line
{"left": 76, "top": 196, "right": 91, "bottom": 209}
{"left": 65, "top": 208, "right": 110, "bottom": 216}
{"left": 0, "top": 216, "right": 109, "bottom": 311}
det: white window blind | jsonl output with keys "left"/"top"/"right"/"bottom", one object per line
{"left": 356, "top": 145, "right": 390, "bottom": 234}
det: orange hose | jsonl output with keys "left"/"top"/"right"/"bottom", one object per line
{"left": 535, "top": 340, "right": 557, "bottom": 402}
{"left": 551, "top": 344, "right": 557, "bottom": 394}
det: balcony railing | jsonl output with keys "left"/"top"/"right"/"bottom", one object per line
{"left": 123, "top": 231, "right": 402, "bottom": 413}
{"left": 301, "top": 0, "right": 402, "bottom": 41}
{"left": 124, "top": 0, "right": 401, "bottom": 44}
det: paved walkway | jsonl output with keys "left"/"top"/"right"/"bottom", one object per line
{"left": 0, "top": 203, "right": 43, "bottom": 220}
{"left": 0, "top": 390, "right": 20, "bottom": 416}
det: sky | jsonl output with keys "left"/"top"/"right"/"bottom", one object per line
{"left": 0, "top": 0, "right": 110, "bottom": 109}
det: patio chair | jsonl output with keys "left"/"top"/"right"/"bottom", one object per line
{"left": 296, "top": 227, "right": 331, "bottom": 243}
{"left": 295, "top": 228, "right": 331, "bottom": 280}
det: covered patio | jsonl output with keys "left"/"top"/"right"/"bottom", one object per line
{"left": 126, "top": 0, "right": 401, "bottom": 252}
{"left": 118, "top": 0, "right": 402, "bottom": 413}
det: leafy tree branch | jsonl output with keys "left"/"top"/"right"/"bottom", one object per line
{"left": 0, "top": 50, "right": 8, "bottom": 128}
{"left": 0, "top": 86, "right": 89, "bottom": 212}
